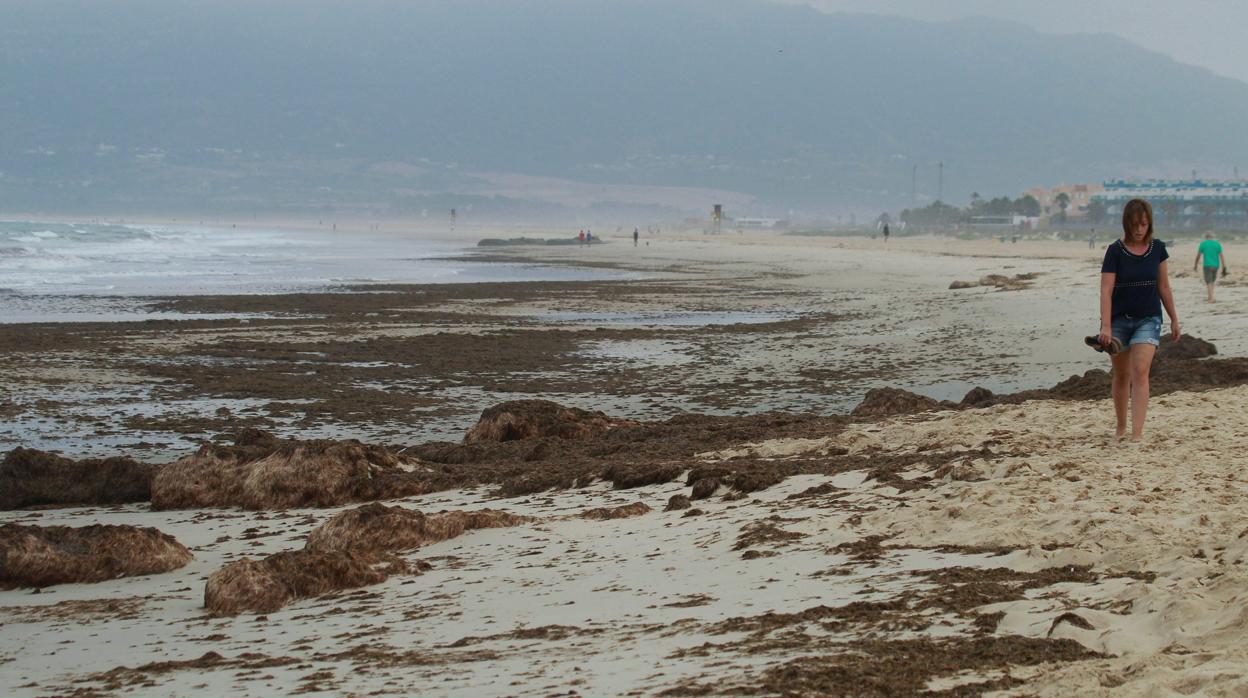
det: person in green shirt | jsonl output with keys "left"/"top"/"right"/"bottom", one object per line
{"left": 1194, "top": 232, "right": 1229, "bottom": 302}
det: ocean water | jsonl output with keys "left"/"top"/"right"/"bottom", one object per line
{"left": 0, "top": 221, "right": 622, "bottom": 322}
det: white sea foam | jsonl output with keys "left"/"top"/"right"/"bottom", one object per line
{"left": 0, "top": 220, "right": 629, "bottom": 322}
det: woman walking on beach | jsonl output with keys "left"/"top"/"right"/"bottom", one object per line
{"left": 1097, "top": 198, "right": 1180, "bottom": 442}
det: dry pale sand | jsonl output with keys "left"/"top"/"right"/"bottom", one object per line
{"left": 0, "top": 470, "right": 1002, "bottom": 695}
{"left": 724, "top": 384, "right": 1248, "bottom": 695}
{"left": 2, "top": 385, "right": 1246, "bottom": 694}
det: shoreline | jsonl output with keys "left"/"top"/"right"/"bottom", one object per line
{"left": 3, "top": 225, "right": 1247, "bottom": 461}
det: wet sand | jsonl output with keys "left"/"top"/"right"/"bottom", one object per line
{"left": 3, "top": 228, "right": 1248, "bottom": 695}
{"left": 11, "top": 228, "right": 1243, "bottom": 460}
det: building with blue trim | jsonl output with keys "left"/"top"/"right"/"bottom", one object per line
{"left": 1092, "top": 180, "right": 1248, "bottom": 228}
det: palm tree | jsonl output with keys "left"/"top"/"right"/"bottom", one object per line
{"left": 1013, "top": 195, "right": 1041, "bottom": 217}
{"left": 1054, "top": 192, "right": 1071, "bottom": 224}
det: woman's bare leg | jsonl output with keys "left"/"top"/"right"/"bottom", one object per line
{"left": 1128, "top": 343, "right": 1157, "bottom": 441}
{"left": 1110, "top": 352, "right": 1131, "bottom": 440}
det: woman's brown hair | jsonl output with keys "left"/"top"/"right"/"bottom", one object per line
{"left": 1121, "top": 198, "right": 1154, "bottom": 243}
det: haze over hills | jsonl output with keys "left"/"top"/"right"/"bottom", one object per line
{"left": 4, "top": 0, "right": 1248, "bottom": 221}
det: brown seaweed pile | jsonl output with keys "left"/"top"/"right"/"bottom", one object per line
{"left": 463, "top": 399, "right": 636, "bottom": 443}
{"left": 151, "top": 429, "right": 438, "bottom": 510}
{"left": 205, "top": 502, "right": 533, "bottom": 616}
{"left": 203, "top": 549, "right": 406, "bottom": 616}
{"left": 577, "top": 502, "right": 651, "bottom": 520}
{"left": 0, "top": 448, "right": 153, "bottom": 510}
{"left": 0, "top": 523, "right": 192, "bottom": 588}
{"left": 304, "top": 502, "right": 534, "bottom": 554}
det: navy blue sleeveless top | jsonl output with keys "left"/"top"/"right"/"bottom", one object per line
{"left": 1100, "top": 239, "right": 1168, "bottom": 318}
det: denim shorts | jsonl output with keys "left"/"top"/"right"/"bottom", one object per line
{"left": 1112, "top": 314, "right": 1162, "bottom": 348}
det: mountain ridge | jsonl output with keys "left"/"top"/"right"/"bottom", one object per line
{"left": 3, "top": 0, "right": 1246, "bottom": 218}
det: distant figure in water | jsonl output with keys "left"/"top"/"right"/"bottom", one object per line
{"left": 882, "top": 223, "right": 890, "bottom": 243}
{"left": 1097, "top": 198, "right": 1180, "bottom": 442}
{"left": 578, "top": 230, "right": 585, "bottom": 246}
{"left": 1088, "top": 230, "right": 1096, "bottom": 249}
{"left": 1195, "top": 231, "right": 1229, "bottom": 303}
{"left": 633, "top": 228, "right": 639, "bottom": 246}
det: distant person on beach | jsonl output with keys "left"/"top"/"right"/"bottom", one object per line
{"left": 882, "top": 223, "right": 890, "bottom": 242}
{"left": 1096, "top": 198, "right": 1180, "bottom": 442}
{"left": 579, "top": 230, "right": 585, "bottom": 246}
{"left": 586, "top": 230, "right": 593, "bottom": 244}
{"left": 633, "top": 228, "right": 639, "bottom": 246}
{"left": 1194, "top": 232, "right": 1228, "bottom": 303}
{"left": 1088, "top": 231, "right": 1096, "bottom": 249}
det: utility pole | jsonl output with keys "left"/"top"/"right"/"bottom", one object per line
{"left": 937, "top": 161, "right": 944, "bottom": 204}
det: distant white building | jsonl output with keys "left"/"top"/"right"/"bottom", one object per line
{"left": 969, "top": 215, "right": 1037, "bottom": 230}
{"left": 1094, "top": 179, "right": 1248, "bottom": 228}
{"left": 732, "top": 217, "right": 788, "bottom": 230}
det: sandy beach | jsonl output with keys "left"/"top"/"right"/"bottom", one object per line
{"left": 3, "top": 226, "right": 1248, "bottom": 696}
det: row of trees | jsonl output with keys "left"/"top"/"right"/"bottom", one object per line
{"left": 899, "top": 194, "right": 1041, "bottom": 227}
{"left": 969, "top": 192, "right": 1042, "bottom": 217}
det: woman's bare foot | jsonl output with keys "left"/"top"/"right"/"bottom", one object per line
{"left": 1115, "top": 427, "right": 1127, "bottom": 442}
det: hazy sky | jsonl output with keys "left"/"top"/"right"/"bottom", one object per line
{"left": 782, "top": 0, "right": 1248, "bottom": 85}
